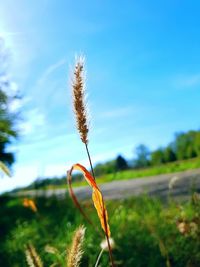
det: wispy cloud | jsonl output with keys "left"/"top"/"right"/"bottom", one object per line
{"left": 0, "top": 31, "right": 24, "bottom": 37}
{"left": 173, "top": 73, "right": 200, "bottom": 88}
{"left": 98, "top": 106, "right": 133, "bottom": 119}
{"left": 37, "top": 58, "right": 67, "bottom": 86}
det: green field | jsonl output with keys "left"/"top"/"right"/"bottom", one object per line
{"left": 40, "top": 157, "right": 200, "bottom": 190}
{"left": 1, "top": 193, "right": 200, "bottom": 267}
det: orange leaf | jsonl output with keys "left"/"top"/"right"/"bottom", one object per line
{"left": 68, "top": 163, "right": 111, "bottom": 237}
{"left": 23, "top": 198, "right": 37, "bottom": 212}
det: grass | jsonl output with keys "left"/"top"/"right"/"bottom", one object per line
{"left": 1, "top": 193, "right": 200, "bottom": 267}
{"left": 102, "top": 156, "right": 200, "bottom": 181}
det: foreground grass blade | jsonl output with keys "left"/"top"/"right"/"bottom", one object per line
{"left": 67, "top": 163, "right": 111, "bottom": 237}
{"left": 0, "top": 161, "right": 11, "bottom": 177}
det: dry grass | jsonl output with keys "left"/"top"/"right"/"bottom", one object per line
{"left": 0, "top": 161, "right": 11, "bottom": 177}
{"left": 70, "top": 56, "right": 115, "bottom": 267}
{"left": 66, "top": 225, "right": 85, "bottom": 267}
{"left": 71, "top": 56, "right": 89, "bottom": 145}
{"left": 25, "top": 244, "right": 43, "bottom": 267}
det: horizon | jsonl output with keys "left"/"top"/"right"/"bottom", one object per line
{"left": 0, "top": 0, "right": 200, "bottom": 193}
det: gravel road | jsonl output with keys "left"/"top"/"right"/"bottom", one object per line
{"left": 15, "top": 168, "right": 200, "bottom": 201}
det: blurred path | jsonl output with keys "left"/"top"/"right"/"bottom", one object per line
{"left": 15, "top": 168, "right": 200, "bottom": 201}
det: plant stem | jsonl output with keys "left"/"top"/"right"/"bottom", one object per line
{"left": 85, "top": 143, "right": 95, "bottom": 179}
{"left": 105, "top": 234, "right": 115, "bottom": 267}
{"left": 84, "top": 142, "right": 115, "bottom": 266}
{"left": 94, "top": 248, "right": 104, "bottom": 267}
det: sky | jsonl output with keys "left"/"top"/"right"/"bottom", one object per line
{"left": 0, "top": 0, "right": 200, "bottom": 192}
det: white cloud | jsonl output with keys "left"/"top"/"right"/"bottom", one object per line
{"left": 8, "top": 98, "right": 21, "bottom": 112}
{"left": 44, "top": 163, "right": 71, "bottom": 178}
{"left": 0, "top": 76, "right": 19, "bottom": 96}
{"left": 0, "top": 31, "right": 23, "bottom": 37}
{"left": 0, "top": 165, "right": 38, "bottom": 193}
{"left": 19, "top": 108, "right": 45, "bottom": 135}
{"left": 9, "top": 81, "right": 18, "bottom": 92}
{"left": 8, "top": 95, "right": 30, "bottom": 113}
{"left": 9, "top": 96, "right": 31, "bottom": 113}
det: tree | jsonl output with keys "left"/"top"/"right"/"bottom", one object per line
{"left": 0, "top": 38, "right": 18, "bottom": 167}
{"left": 163, "top": 146, "right": 176, "bottom": 163}
{"left": 151, "top": 148, "right": 165, "bottom": 166}
{"left": 116, "top": 155, "right": 128, "bottom": 171}
{"left": 174, "top": 131, "right": 197, "bottom": 160}
{"left": 194, "top": 132, "right": 200, "bottom": 156}
{"left": 134, "top": 144, "right": 150, "bottom": 168}
{"left": 94, "top": 160, "right": 116, "bottom": 176}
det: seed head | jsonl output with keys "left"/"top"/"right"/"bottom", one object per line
{"left": 67, "top": 225, "right": 85, "bottom": 267}
{"left": 72, "top": 56, "right": 89, "bottom": 144}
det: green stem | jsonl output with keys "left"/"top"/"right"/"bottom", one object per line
{"left": 85, "top": 143, "right": 95, "bottom": 179}
{"left": 94, "top": 248, "right": 104, "bottom": 267}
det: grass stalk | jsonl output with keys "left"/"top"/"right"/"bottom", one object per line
{"left": 67, "top": 225, "right": 85, "bottom": 267}
{"left": 71, "top": 56, "right": 115, "bottom": 267}
{"left": 94, "top": 248, "right": 104, "bottom": 267}
{"left": 84, "top": 144, "right": 115, "bottom": 267}
{"left": 85, "top": 143, "right": 95, "bottom": 180}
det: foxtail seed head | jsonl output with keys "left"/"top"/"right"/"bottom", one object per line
{"left": 67, "top": 225, "right": 85, "bottom": 267}
{"left": 72, "top": 56, "right": 89, "bottom": 144}
{"left": 25, "top": 244, "right": 43, "bottom": 267}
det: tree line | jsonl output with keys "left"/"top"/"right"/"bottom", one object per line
{"left": 23, "top": 130, "right": 200, "bottom": 190}
{"left": 0, "top": 38, "right": 18, "bottom": 168}
{"left": 92, "top": 130, "right": 200, "bottom": 176}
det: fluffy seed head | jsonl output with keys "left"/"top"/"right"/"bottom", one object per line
{"left": 25, "top": 244, "right": 43, "bottom": 267}
{"left": 72, "top": 56, "right": 89, "bottom": 144}
{"left": 100, "top": 237, "right": 115, "bottom": 251}
{"left": 67, "top": 225, "right": 85, "bottom": 267}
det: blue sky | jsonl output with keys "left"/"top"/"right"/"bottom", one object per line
{"left": 0, "top": 0, "right": 200, "bottom": 192}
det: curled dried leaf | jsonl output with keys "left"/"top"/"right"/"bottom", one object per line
{"left": 67, "top": 163, "right": 110, "bottom": 237}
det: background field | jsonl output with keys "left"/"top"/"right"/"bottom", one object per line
{"left": 22, "top": 157, "right": 200, "bottom": 191}
{"left": 1, "top": 193, "right": 200, "bottom": 267}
